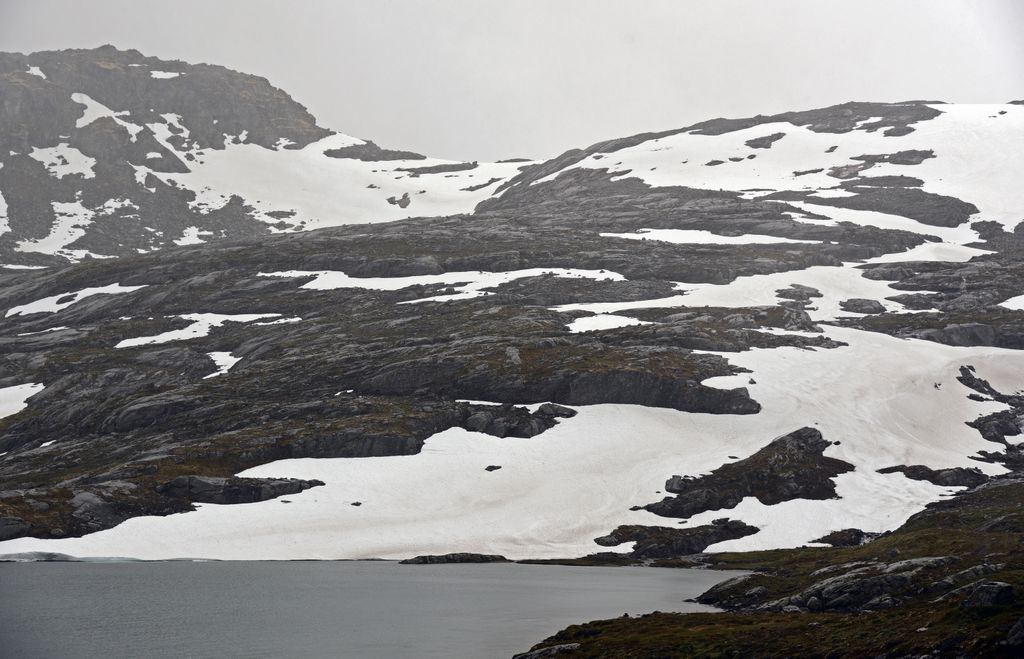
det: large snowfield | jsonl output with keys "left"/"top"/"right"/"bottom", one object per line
{"left": 2, "top": 103, "right": 1023, "bottom": 560}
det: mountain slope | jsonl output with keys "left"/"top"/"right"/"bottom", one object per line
{"left": 0, "top": 46, "right": 528, "bottom": 266}
{"left": 0, "top": 51, "right": 1023, "bottom": 563}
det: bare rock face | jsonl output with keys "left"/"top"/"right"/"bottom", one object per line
{"left": 644, "top": 427, "right": 854, "bottom": 519}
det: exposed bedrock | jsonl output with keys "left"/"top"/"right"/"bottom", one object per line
{"left": 752, "top": 556, "right": 962, "bottom": 613}
{"left": 876, "top": 465, "right": 989, "bottom": 488}
{"left": 763, "top": 186, "right": 978, "bottom": 228}
{"left": 775, "top": 284, "right": 822, "bottom": 303}
{"left": 594, "top": 518, "right": 760, "bottom": 559}
{"left": 839, "top": 298, "right": 886, "bottom": 314}
{"left": 744, "top": 132, "right": 785, "bottom": 149}
{"left": 956, "top": 365, "right": 1024, "bottom": 448}
{"left": 156, "top": 475, "right": 324, "bottom": 504}
{"left": 811, "top": 528, "right": 877, "bottom": 547}
{"left": 0, "top": 516, "right": 30, "bottom": 541}
{"left": 358, "top": 343, "right": 761, "bottom": 415}
{"left": 645, "top": 427, "right": 854, "bottom": 519}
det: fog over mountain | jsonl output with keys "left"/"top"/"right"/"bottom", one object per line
{"left": 2, "top": 0, "right": 1022, "bottom": 160}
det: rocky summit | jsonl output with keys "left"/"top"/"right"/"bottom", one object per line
{"left": 2, "top": 49, "right": 1024, "bottom": 652}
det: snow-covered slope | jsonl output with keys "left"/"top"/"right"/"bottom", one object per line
{"left": 0, "top": 46, "right": 530, "bottom": 266}
{"left": 2, "top": 78, "right": 1024, "bottom": 560}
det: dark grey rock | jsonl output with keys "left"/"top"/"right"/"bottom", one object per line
{"left": 877, "top": 464, "right": 989, "bottom": 488}
{"left": 1007, "top": 616, "right": 1024, "bottom": 647}
{"left": 399, "top": 552, "right": 509, "bottom": 564}
{"left": 512, "top": 643, "right": 581, "bottom": 659}
{"left": 593, "top": 519, "right": 759, "bottom": 559}
{"left": 812, "top": 528, "right": 875, "bottom": 547}
{"left": 0, "top": 516, "right": 29, "bottom": 541}
{"left": 646, "top": 427, "right": 854, "bottom": 519}
{"left": 156, "top": 475, "right": 324, "bottom": 504}
{"left": 839, "top": 298, "right": 886, "bottom": 314}
{"left": 745, "top": 132, "right": 785, "bottom": 149}
{"left": 960, "top": 581, "right": 1014, "bottom": 608}
{"left": 535, "top": 403, "right": 577, "bottom": 418}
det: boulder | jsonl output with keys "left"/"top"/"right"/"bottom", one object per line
{"left": 960, "top": 581, "right": 1014, "bottom": 608}
{"left": 0, "top": 517, "right": 30, "bottom": 541}
{"left": 840, "top": 298, "right": 886, "bottom": 314}
{"left": 535, "top": 403, "right": 577, "bottom": 418}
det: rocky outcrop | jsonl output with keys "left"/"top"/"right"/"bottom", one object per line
{"left": 322, "top": 141, "right": 425, "bottom": 161}
{"left": 397, "top": 161, "right": 477, "bottom": 176}
{"left": 745, "top": 133, "right": 785, "bottom": 149}
{"left": 779, "top": 186, "right": 978, "bottom": 228}
{"left": 594, "top": 518, "right": 759, "bottom": 559}
{"left": 399, "top": 552, "right": 509, "bottom": 564}
{"left": 877, "top": 464, "right": 989, "bottom": 488}
{"left": 775, "top": 284, "right": 822, "bottom": 302}
{"left": 958, "top": 581, "right": 1015, "bottom": 608}
{"left": 645, "top": 428, "right": 854, "bottom": 519}
{"left": 751, "top": 556, "right": 960, "bottom": 612}
{"left": 839, "top": 298, "right": 886, "bottom": 314}
{"left": 812, "top": 528, "right": 875, "bottom": 547}
{"left": 461, "top": 405, "right": 560, "bottom": 438}
{"left": 0, "top": 516, "right": 29, "bottom": 541}
{"left": 155, "top": 475, "right": 324, "bottom": 504}
{"left": 512, "top": 643, "right": 581, "bottom": 659}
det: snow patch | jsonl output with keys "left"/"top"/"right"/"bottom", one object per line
{"left": 70, "top": 93, "right": 144, "bottom": 140}
{"left": 1000, "top": 294, "right": 1024, "bottom": 311}
{"left": 148, "top": 133, "right": 532, "bottom": 228}
{"left": 116, "top": 313, "right": 279, "bottom": 348}
{"left": 602, "top": 229, "right": 819, "bottom": 245}
{"left": 17, "top": 327, "right": 70, "bottom": 336}
{"left": 0, "top": 189, "right": 9, "bottom": 237}
{"left": 29, "top": 144, "right": 96, "bottom": 179}
{"left": 0, "top": 383, "right": 44, "bottom": 420}
{"left": 173, "top": 226, "right": 213, "bottom": 246}
{"left": 150, "top": 71, "right": 182, "bottom": 79}
{"left": 261, "top": 268, "right": 625, "bottom": 304}
{"left": 203, "top": 352, "right": 241, "bottom": 379}
{"left": 5, "top": 284, "right": 146, "bottom": 317}
{"left": 567, "top": 314, "right": 652, "bottom": 333}
{"left": 15, "top": 200, "right": 100, "bottom": 260}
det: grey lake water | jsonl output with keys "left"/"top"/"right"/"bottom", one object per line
{"left": 0, "top": 560, "right": 736, "bottom": 659}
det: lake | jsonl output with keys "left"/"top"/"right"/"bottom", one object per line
{"left": 0, "top": 560, "right": 736, "bottom": 658}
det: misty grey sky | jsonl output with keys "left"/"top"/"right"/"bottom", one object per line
{"left": 2, "top": 0, "right": 1023, "bottom": 161}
